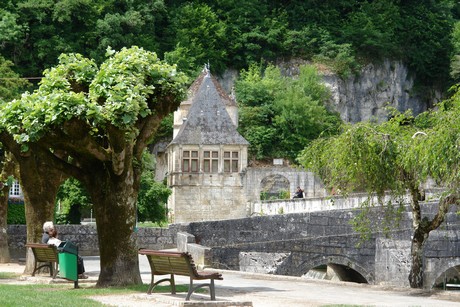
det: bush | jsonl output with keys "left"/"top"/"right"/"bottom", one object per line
{"left": 7, "top": 199, "right": 25, "bottom": 224}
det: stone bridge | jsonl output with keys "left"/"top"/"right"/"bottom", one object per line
{"left": 7, "top": 197, "right": 460, "bottom": 289}
{"left": 181, "top": 201, "right": 460, "bottom": 289}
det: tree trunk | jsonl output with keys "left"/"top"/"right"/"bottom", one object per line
{"left": 0, "top": 185, "right": 10, "bottom": 263}
{"left": 0, "top": 152, "right": 19, "bottom": 263}
{"left": 16, "top": 153, "right": 67, "bottom": 274}
{"left": 407, "top": 186, "right": 456, "bottom": 288}
{"left": 408, "top": 228, "right": 428, "bottom": 288}
{"left": 86, "top": 166, "right": 142, "bottom": 287}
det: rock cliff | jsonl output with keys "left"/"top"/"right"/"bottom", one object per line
{"left": 219, "top": 59, "right": 440, "bottom": 124}
{"left": 321, "top": 59, "right": 433, "bottom": 123}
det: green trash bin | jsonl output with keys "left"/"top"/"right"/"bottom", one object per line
{"left": 58, "top": 252, "right": 78, "bottom": 281}
{"left": 58, "top": 241, "right": 78, "bottom": 282}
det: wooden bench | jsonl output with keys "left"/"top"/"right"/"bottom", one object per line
{"left": 25, "top": 243, "right": 59, "bottom": 278}
{"left": 138, "top": 249, "right": 223, "bottom": 301}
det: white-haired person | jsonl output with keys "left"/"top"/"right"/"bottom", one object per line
{"left": 42, "top": 221, "right": 88, "bottom": 279}
{"left": 42, "top": 221, "right": 54, "bottom": 244}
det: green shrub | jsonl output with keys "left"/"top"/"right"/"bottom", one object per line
{"left": 7, "top": 199, "right": 25, "bottom": 224}
{"left": 260, "top": 191, "right": 268, "bottom": 200}
{"left": 278, "top": 190, "right": 290, "bottom": 199}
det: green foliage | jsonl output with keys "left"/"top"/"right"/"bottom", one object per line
{"left": 55, "top": 178, "right": 91, "bottom": 225}
{"left": 312, "top": 32, "right": 359, "bottom": 78}
{"left": 273, "top": 65, "right": 342, "bottom": 160}
{"left": 0, "top": 9, "right": 26, "bottom": 44}
{"left": 7, "top": 200, "right": 25, "bottom": 224}
{"left": 137, "top": 174, "right": 170, "bottom": 224}
{"left": 136, "top": 151, "right": 171, "bottom": 224}
{"left": 137, "top": 152, "right": 172, "bottom": 224}
{"left": 165, "top": 3, "right": 227, "bottom": 75}
{"left": 341, "top": 0, "right": 400, "bottom": 60}
{"left": 398, "top": 1, "right": 453, "bottom": 87}
{"left": 0, "top": 46, "right": 187, "bottom": 146}
{"left": 91, "top": 46, "right": 187, "bottom": 129}
{"left": 0, "top": 56, "right": 31, "bottom": 103}
{"left": 0, "top": 1, "right": 453, "bottom": 91}
{"left": 299, "top": 115, "right": 413, "bottom": 196}
{"left": 451, "top": 21, "right": 460, "bottom": 80}
{"left": 260, "top": 191, "right": 268, "bottom": 201}
{"left": 54, "top": 151, "right": 172, "bottom": 225}
{"left": 236, "top": 63, "right": 342, "bottom": 162}
{"left": 0, "top": 283, "right": 193, "bottom": 306}
{"left": 150, "top": 113, "right": 174, "bottom": 145}
{"left": 349, "top": 198, "right": 405, "bottom": 245}
{"left": 278, "top": 190, "right": 290, "bottom": 200}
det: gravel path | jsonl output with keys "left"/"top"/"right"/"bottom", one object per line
{"left": 2, "top": 261, "right": 460, "bottom": 307}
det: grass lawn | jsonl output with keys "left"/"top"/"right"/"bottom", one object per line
{"left": 0, "top": 278, "right": 191, "bottom": 306}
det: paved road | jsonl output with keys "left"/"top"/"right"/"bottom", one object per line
{"left": 3, "top": 256, "right": 460, "bottom": 307}
{"left": 83, "top": 256, "right": 460, "bottom": 307}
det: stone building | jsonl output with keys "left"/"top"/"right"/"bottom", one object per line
{"left": 162, "top": 68, "right": 326, "bottom": 223}
{"left": 166, "top": 68, "right": 250, "bottom": 223}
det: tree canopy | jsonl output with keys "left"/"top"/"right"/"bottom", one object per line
{"left": 0, "top": 46, "right": 187, "bottom": 286}
{"left": 0, "top": 1, "right": 456, "bottom": 89}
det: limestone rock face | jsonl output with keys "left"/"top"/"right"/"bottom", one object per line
{"left": 322, "top": 59, "right": 428, "bottom": 123}
{"left": 275, "top": 58, "right": 440, "bottom": 123}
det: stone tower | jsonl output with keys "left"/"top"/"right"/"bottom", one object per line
{"left": 166, "top": 68, "right": 249, "bottom": 223}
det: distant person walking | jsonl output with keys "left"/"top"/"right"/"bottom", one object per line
{"left": 293, "top": 186, "right": 304, "bottom": 199}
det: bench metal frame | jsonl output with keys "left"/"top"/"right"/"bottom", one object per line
{"left": 138, "top": 249, "right": 223, "bottom": 301}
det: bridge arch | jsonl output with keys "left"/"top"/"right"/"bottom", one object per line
{"left": 296, "top": 255, "right": 373, "bottom": 284}
{"left": 428, "top": 258, "right": 460, "bottom": 289}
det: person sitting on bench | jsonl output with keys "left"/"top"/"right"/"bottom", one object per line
{"left": 42, "top": 221, "right": 54, "bottom": 244}
{"left": 46, "top": 225, "right": 88, "bottom": 279}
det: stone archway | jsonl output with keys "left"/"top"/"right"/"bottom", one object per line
{"left": 431, "top": 262, "right": 460, "bottom": 289}
{"left": 297, "top": 255, "right": 373, "bottom": 284}
{"left": 260, "top": 174, "right": 290, "bottom": 200}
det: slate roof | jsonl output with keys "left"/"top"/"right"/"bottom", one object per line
{"left": 170, "top": 70, "right": 249, "bottom": 146}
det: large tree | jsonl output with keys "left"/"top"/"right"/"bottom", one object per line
{"left": 0, "top": 46, "right": 187, "bottom": 286}
{"left": 0, "top": 137, "right": 68, "bottom": 272}
{"left": 299, "top": 99, "right": 460, "bottom": 288}
{"left": 0, "top": 151, "right": 15, "bottom": 263}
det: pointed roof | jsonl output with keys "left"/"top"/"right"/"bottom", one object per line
{"left": 170, "top": 69, "right": 249, "bottom": 146}
{"left": 180, "top": 68, "right": 237, "bottom": 108}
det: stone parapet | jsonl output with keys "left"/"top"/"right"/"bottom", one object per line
{"left": 8, "top": 224, "right": 180, "bottom": 258}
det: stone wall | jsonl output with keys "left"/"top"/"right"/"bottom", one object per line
{"left": 374, "top": 238, "right": 412, "bottom": 287}
{"left": 252, "top": 188, "right": 441, "bottom": 216}
{"left": 170, "top": 180, "right": 248, "bottom": 223}
{"left": 7, "top": 224, "right": 181, "bottom": 259}
{"left": 181, "top": 201, "right": 460, "bottom": 288}
{"left": 184, "top": 209, "right": 378, "bottom": 281}
{"left": 8, "top": 196, "right": 460, "bottom": 288}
